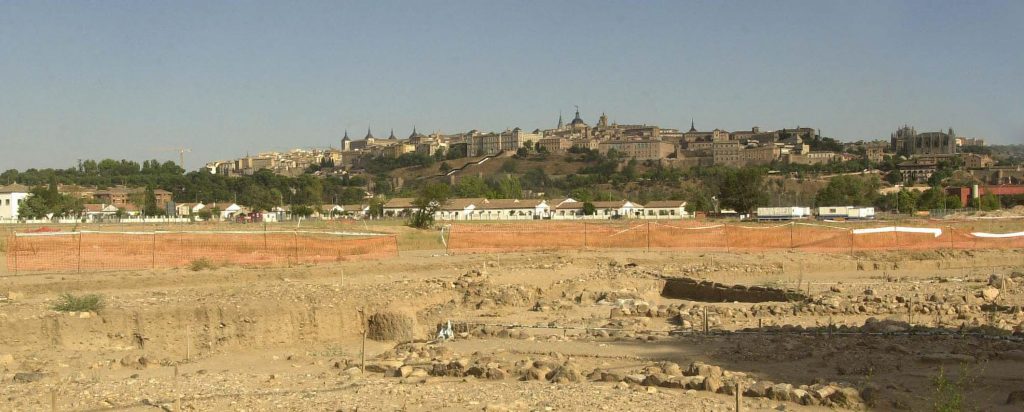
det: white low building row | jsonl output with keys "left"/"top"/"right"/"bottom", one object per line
{"left": 381, "top": 197, "right": 691, "bottom": 220}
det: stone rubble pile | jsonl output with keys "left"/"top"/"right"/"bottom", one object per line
{"left": 363, "top": 343, "right": 866, "bottom": 409}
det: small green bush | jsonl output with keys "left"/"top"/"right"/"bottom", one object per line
{"left": 932, "top": 365, "right": 967, "bottom": 412}
{"left": 189, "top": 257, "right": 216, "bottom": 271}
{"left": 52, "top": 293, "right": 104, "bottom": 312}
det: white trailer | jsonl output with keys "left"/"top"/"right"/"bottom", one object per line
{"left": 846, "top": 207, "right": 875, "bottom": 220}
{"left": 756, "top": 206, "right": 812, "bottom": 221}
{"left": 817, "top": 206, "right": 875, "bottom": 220}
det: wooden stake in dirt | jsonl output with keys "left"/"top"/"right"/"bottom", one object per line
{"left": 185, "top": 325, "right": 191, "bottom": 362}
{"left": 703, "top": 307, "right": 709, "bottom": 335}
{"left": 735, "top": 382, "right": 742, "bottom": 412}
{"left": 174, "top": 365, "right": 182, "bottom": 411}
{"left": 50, "top": 389, "right": 57, "bottom": 412}
{"left": 359, "top": 308, "right": 367, "bottom": 373}
{"left": 908, "top": 297, "right": 913, "bottom": 324}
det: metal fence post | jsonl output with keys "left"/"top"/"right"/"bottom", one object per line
{"left": 789, "top": 222, "right": 795, "bottom": 249}
{"left": 151, "top": 231, "right": 157, "bottom": 269}
{"left": 292, "top": 230, "right": 298, "bottom": 266}
{"left": 724, "top": 224, "right": 731, "bottom": 253}
{"left": 582, "top": 222, "right": 588, "bottom": 249}
{"left": 646, "top": 221, "right": 651, "bottom": 251}
{"left": 445, "top": 225, "right": 451, "bottom": 255}
{"left": 13, "top": 232, "right": 18, "bottom": 275}
{"left": 77, "top": 232, "right": 82, "bottom": 273}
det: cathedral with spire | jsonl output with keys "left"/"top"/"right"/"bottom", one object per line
{"left": 890, "top": 125, "right": 957, "bottom": 157}
{"left": 542, "top": 106, "right": 675, "bottom": 143}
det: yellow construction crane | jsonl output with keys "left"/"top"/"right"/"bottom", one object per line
{"left": 154, "top": 147, "right": 192, "bottom": 170}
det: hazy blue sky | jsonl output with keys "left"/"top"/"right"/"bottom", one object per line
{"left": 1, "top": 0, "right": 1021, "bottom": 171}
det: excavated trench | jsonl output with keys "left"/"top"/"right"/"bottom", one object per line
{"left": 660, "top": 277, "right": 805, "bottom": 303}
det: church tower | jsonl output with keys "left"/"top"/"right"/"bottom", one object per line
{"left": 364, "top": 126, "right": 375, "bottom": 144}
{"left": 341, "top": 130, "right": 351, "bottom": 151}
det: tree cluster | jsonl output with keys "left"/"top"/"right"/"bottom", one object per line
{"left": 18, "top": 176, "right": 85, "bottom": 219}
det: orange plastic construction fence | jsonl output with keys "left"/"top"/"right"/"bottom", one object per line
{"left": 446, "top": 222, "right": 1024, "bottom": 254}
{"left": 5, "top": 230, "right": 398, "bottom": 273}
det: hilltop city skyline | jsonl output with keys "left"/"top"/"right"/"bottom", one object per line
{"left": 2, "top": 1, "right": 1021, "bottom": 170}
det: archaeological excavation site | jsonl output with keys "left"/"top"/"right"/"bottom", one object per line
{"left": 3, "top": 222, "right": 1024, "bottom": 412}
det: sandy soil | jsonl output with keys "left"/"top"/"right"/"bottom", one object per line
{"left": 2, "top": 242, "right": 1024, "bottom": 411}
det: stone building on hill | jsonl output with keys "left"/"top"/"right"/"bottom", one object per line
{"left": 890, "top": 125, "right": 956, "bottom": 157}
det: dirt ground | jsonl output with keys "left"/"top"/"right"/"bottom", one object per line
{"left": 2, "top": 228, "right": 1024, "bottom": 411}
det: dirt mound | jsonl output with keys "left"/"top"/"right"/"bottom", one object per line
{"left": 366, "top": 311, "right": 416, "bottom": 341}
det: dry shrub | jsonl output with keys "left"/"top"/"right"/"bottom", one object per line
{"left": 52, "top": 293, "right": 104, "bottom": 312}
{"left": 366, "top": 311, "right": 415, "bottom": 341}
{"left": 189, "top": 257, "right": 216, "bottom": 271}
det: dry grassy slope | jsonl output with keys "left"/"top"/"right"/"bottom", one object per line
{"left": 389, "top": 153, "right": 593, "bottom": 182}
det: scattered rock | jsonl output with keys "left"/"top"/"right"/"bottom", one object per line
{"left": 119, "top": 355, "right": 148, "bottom": 370}
{"left": 13, "top": 372, "right": 46, "bottom": 383}
{"left": 745, "top": 381, "right": 774, "bottom": 398}
{"left": 828, "top": 387, "right": 864, "bottom": 409}
{"left": 981, "top": 287, "right": 1000, "bottom": 302}
{"left": 660, "top": 362, "right": 682, "bottom": 376}
{"left": 642, "top": 373, "right": 668, "bottom": 387}
{"left": 769, "top": 383, "right": 794, "bottom": 401}
{"left": 990, "top": 274, "right": 1015, "bottom": 290}
{"left": 623, "top": 374, "right": 647, "bottom": 385}
{"left": 702, "top": 374, "right": 723, "bottom": 393}
{"left": 686, "top": 362, "right": 722, "bottom": 379}
{"left": 524, "top": 367, "right": 550, "bottom": 381}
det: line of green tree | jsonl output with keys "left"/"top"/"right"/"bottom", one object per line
{"left": 2, "top": 160, "right": 371, "bottom": 214}
{"left": 6, "top": 152, "right": 1018, "bottom": 220}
